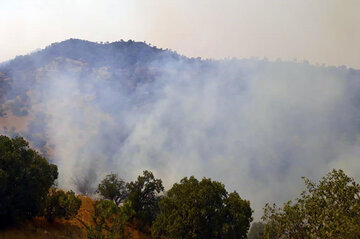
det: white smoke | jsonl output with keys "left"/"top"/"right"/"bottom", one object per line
{"left": 3, "top": 47, "right": 360, "bottom": 219}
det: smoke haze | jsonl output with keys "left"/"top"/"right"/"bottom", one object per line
{"left": 1, "top": 40, "right": 360, "bottom": 219}
{"left": 1, "top": 0, "right": 360, "bottom": 68}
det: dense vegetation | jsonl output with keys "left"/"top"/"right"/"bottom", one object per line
{"left": 94, "top": 168, "right": 360, "bottom": 239}
{"left": 152, "top": 176, "right": 252, "bottom": 239}
{"left": 262, "top": 169, "right": 360, "bottom": 239}
{"left": 0, "top": 134, "right": 253, "bottom": 238}
{"left": 2, "top": 134, "right": 360, "bottom": 238}
{"left": 91, "top": 170, "right": 165, "bottom": 238}
{"left": 0, "top": 135, "right": 58, "bottom": 228}
{"left": 94, "top": 173, "right": 253, "bottom": 239}
{"left": 0, "top": 135, "right": 81, "bottom": 229}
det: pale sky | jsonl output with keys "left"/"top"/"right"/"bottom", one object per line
{"left": 1, "top": 0, "right": 359, "bottom": 68}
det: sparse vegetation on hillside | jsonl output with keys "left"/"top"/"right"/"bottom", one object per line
{"left": 44, "top": 189, "right": 82, "bottom": 223}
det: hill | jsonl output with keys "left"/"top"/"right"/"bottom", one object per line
{"left": 0, "top": 39, "right": 360, "bottom": 219}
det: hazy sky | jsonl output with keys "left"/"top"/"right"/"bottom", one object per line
{"left": 1, "top": 0, "right": 360, "bottom": 68}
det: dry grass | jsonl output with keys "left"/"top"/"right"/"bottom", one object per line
{"left": 0, "top": 196, "right": 151, "bottom": 239}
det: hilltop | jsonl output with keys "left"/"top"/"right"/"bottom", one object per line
{"left": 1, "top": 39, "right": 185, "bottom": 72}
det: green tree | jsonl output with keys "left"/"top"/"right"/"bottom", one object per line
{"left": 262, "top": 169, "right": 360, "bottom": 239}
{"left": 44, "top": 189, "right": 82, "bottom": 222}
{"left": 152, "top": 176, "right": 253, "bottom": 239}
{"left": 126, "top": 170, "right": 164, "bottom": 229}
{"left": 87, "top": 199, "right": 134, "bottom": 239}
{"left": 0, "top": 135, "right": 58, "bottom": 228}
{"left": 248, "top": 222, "right": 265, "bottom": 239}
{"left": 97, "top": 173, "right": 128, "bottom": 206}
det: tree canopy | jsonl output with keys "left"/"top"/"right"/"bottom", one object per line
{"left": 126, "top": 170, "right": 164, "bottom": 229}
{"left": 152, "top": 176, "right": 252, "bottom": 239}
{"left": 0, "top": 135, "right": 58, "bottom": 228}
{"left": 262, "top": 169, "right": 360, "bottom": 239}
{"left": 97, "top": 173, "right": 128, "bottom": 206}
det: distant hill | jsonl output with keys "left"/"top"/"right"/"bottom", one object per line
{"left": 1, "top": 39, "right": 360, "bottom": 218}
{"left": 2, "top": 39, "right": 180, "bottom": 69}
{"left": 0, "top": 38, "right": 214, "bottom": 159}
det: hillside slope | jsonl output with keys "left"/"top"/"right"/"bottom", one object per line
{"left": 0, "top": 196, "right": 151, "bottom": 239}
{"left": 1, "top": 39, "right": 360, "bottom": 218}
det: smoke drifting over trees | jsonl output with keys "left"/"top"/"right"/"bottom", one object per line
{"left": 0, "top": 39, "right": 360, "bottom": 218}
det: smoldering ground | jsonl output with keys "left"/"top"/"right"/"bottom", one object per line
{"left": 1, "top": 40, "right": 360, "bottom": 218}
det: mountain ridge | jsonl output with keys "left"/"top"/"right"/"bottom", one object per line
{"left": 2, "top": 38, "right": 359, "bottom": 73}
{"left": 0, "top": 39, "right": 184, "bottom": 73}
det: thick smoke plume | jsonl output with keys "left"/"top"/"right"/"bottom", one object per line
{"left": 1, "top": 40, "right": 360, "bottom": 218}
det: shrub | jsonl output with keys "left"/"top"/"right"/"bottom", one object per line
{"left": 262, "top": 169, "right": 360, "bottom": 238}
{"left": 44, "top": 189, "right": 82, "bottom": 222}
{"left": 87, "top": 199, "right": 134, "bottom": 239}
{"left": 0, "top": 135, "right": 58, "bottom": 228}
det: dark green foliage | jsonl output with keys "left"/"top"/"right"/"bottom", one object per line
{"left": 152, "top": 176, "right": 253, "bottom": 239}
{"left": 223, "top": 192, "right": 253, "bottom": 238}
{"left": 0, "top": 135, "right": 58, "bottom": 228}
{"left": 87, "top": 199, "right": 134, "bottom": 239}
{"left": 126, "top": 170, "right": 164, "bottom": 229}
{"left": 94, "top": 170, "right": 163, "bottom": 234}
{"left": 97, "top": 173, "right": 128, "bottom": 206}
{"left": 44, "top": 189, "right": 82, "bottom": 222}
{"left": 262, "top": 169, "right": 360, "bottom": 239}
{"left": 87, "top": 200, "right": 120, "bottom": 239}
{"left": 248, "top": 222, "right": 265, "bottom": 239}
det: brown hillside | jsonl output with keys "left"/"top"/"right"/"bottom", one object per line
{"left": 0, "top": 196, "right": 151, "bottom": 239}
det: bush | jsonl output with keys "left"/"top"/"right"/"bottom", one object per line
{"left": 87, "top": 199, "right": 134, "bottom": 239}
{"left": 44, "top": 189, "right": 82, "bottom": 222}
{"left": 0, "top": 135, "right": 58, "bottom": 228}
{"left": 262, "top": 169, "right": 360, "bottom": 238}
{"left": 152, "top": 176, "right": 253, "bottom": 239}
